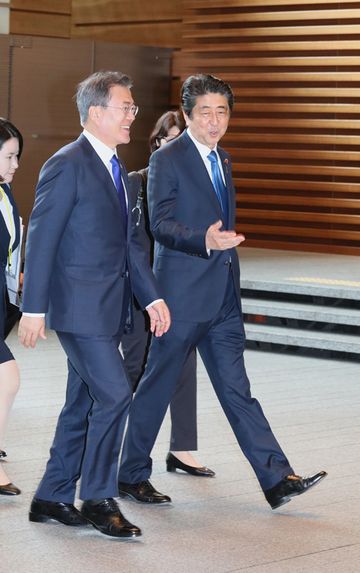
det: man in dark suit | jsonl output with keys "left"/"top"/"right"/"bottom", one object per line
{"left": 118, "top": 74, "right": 326, "bottom": 510}
{"left": 18, "top": 71, "right": 170, "bottom": 538}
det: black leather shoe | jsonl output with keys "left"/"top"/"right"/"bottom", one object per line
{"left": 0, "top": 482, "right": 21, "bottom": 495}
{"left": 0, "top": 449, "right": 7, "bottom": 459}
{"left": 81, "top": 498, "right": 141, "bottom": 538}
{"left": 119, "top": 480, "right": 171, "bottom": 504}
{"left": 166, "top": 452, "right": 215, "bottom": 477}
{"left": 264, "top": 471, "right": 327, "bottom": 510}
{"left": 29, "top": 497, "right": 88, "bottom": 525}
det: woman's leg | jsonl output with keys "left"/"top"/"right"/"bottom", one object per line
{"left": 169, "top": 350, "right": 214, "bottom": 473}
{"left": 0, "top": 359, "right": 20, "bottom": 484}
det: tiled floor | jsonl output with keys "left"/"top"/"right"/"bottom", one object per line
{"left": 1, "top": 324, "right": 359, "bottom": 572}
{"left": 1, "top": 248, "right": 360, "bottom": 572}
{"left": 239, "top": 247, "right": 360, "bottom": 295}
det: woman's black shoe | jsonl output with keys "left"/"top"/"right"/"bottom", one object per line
{"left": 166, "top": 453, "right": 215, "bottom": 477}
{"left": 0, "top": 482, "right": 21, "bottom": 495}
{"left": 0, "top": 450, "right": 7, "bottom": 459}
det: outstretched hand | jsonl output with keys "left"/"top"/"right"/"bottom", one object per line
{"left": 206, "top": 220, "right": 245, "bottom": 251}
{"left": 146, "top": 300, "right": 171, "bottom": 337}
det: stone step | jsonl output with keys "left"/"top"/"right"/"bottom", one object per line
{"left": 242, "top": 297, "right": 360, "bottom": 326}
{"left": 244, "top": 323, "right": 360, "bottom": 354}
{"left": 240, "top": 278, "right": 360, "bottom": 301}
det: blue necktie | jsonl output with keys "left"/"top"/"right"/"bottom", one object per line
{"left": 110, "top": 154, "right": 127, "bottom": 229}
{"left": 207, "top": 150, "right": 229, "bottom": 228}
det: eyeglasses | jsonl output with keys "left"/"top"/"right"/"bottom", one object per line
{"left": 104, "top": 104, "right": 139, "bottom": 116}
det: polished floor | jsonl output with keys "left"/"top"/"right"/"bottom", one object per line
{"left": 2, "top": 248, "right": 360, "bottom": 571}
{"left": 1, "top": 321, "right": 359, "bottom": 572}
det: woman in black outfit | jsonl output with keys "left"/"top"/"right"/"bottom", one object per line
{"left": 0, "top": 118, "right": 22, "bottom": 495}
{"left": 122, "top": 111, "right": 215, "bottom": 477}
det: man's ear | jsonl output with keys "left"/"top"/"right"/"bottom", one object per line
{"left": 88, "top": 105, "right": 101, "bottom": 124}
{"left": 182, "top": 109, "right": 190, "bottom": 127}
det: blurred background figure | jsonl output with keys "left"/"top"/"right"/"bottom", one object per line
{"left": 122, "top": 110, "right": 215, "bottom": 477}
{"left": 0, "top": 118, "right": 23, "bottom": 496}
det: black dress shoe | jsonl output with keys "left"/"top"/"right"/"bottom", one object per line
{"left": 264, "top": 471, "right": 327, "bottom": 510}
{"left": 119, "top": 480, "right": 171, "bottom": 504}
{"left": 166, "top": 452, "right": 215, "bottom": 477}
{"left": 0, "top": 449, "right": 7, "bottom": 459}
{"left": 29, "top": 497, "right": 88, "bottom": 525}
{"left": 81, "top": 498, "right": 141, "bottom": 538}
{"left": 0, "top": 482, "right": 21, "bottom": 496}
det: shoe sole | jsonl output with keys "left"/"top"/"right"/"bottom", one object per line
{"left": 270, "top": 473, "right": 327, "bottom": 510}
{"left": 118, "top": 491, "right": 171, "bottom": 504}
{"left": 29, "top": 512, "right": 87, "bottom": 526}
{"left": 83, "top": 517, "right": 142, "bottom": 538}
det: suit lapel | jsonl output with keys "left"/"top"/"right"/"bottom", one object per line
{"left": 180, "top": 132, "right": 224, "bottom": 219}
{"left": 78, "top": 135, "right": 124, "bottom": 215}
{"left": 1, "top": 184, "right": 21, "bottom": 251}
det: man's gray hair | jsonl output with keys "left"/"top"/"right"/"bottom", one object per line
{"left": 76, "top": 70, "right": 133, "bottom": 125}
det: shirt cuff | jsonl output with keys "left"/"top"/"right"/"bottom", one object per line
{"left": 145, "top": 298, "right": 164, "bottom": 310}
{"left": 22, "top": 313, "right": 45, "bottom": 318}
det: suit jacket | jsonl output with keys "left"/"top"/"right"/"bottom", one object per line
{"left": 0, "top": 184, "right": 20, "bottom": 267}
{"left": 147, "top": 129, "right": 241, "bottom": 323}
{"left": 22, "top": 134, "right": 159, "bottom": 335}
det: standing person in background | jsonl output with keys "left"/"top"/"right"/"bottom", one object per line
{"left": 18, "top": 71, "right": 170, "bottom": 538}
{"left": 123, "top": 110, "right": 215, "bottom": 478}
{"left": 0, "top": 118, "right": 22, "bottom": 496}
{"left": 118, "top": 74, "right": 327, "bottom": 511}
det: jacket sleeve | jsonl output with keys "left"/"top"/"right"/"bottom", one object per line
{"left": 147, "top": 150, "right": 209, "bottom": 258}
{"left": 21, "top": 154, "right": 77, "bottom": 313}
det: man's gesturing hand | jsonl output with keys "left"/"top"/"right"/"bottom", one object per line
{"left": 206, "top": 220, "right": 245, "bottom": 251}
{"left": 18, "top": 316, "right": 47, "bottom": 348}
{"left": 147, "top": 300, "right": 171, "bottom": 337}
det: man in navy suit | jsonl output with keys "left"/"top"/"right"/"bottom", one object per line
{"left": 18, "top": 71, "right": 170, "bottom": 538}
{"left": 118, "top": 74, "right": 326, "bottom": 510}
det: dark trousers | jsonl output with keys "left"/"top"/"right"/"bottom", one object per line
{"left": 35, "top": 288, "right": 132, "bottom": 503}
{"left": 122, "top": 301, "right": 198, "bottom": 451}
{"left": 119, "top": 274, "right": 293, "bottom": 491}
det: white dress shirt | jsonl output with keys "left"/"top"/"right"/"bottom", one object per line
{"left": 187, "top": 128, "right": 226, "bottom": 184}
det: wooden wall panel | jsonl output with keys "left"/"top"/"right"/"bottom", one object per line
{"left": 7, "top": 0, "right": 360, "bottom": 254}
{"left": 10, "top": 0, "right": 71, "bottom": 38}
{"left": 71, "top": 0, "right": 182, "bottom": 48}
{"left": 3, "top": 35, "right": 171, "bottom": 222}
{"left": 0, "top": 35, "right": 10, "bottom": 115}
{"left": 176, "top": 0, "right": 360, "bottom": 255}
{"left": 71, "top": 21, "right": 180, "bottom": 48}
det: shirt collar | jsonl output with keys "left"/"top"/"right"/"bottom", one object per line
{"left": 82, "top": 129, "right": 116, "bottom": 164}
{"left": 187, "top": 128, "right": 219, "bottom": 162}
